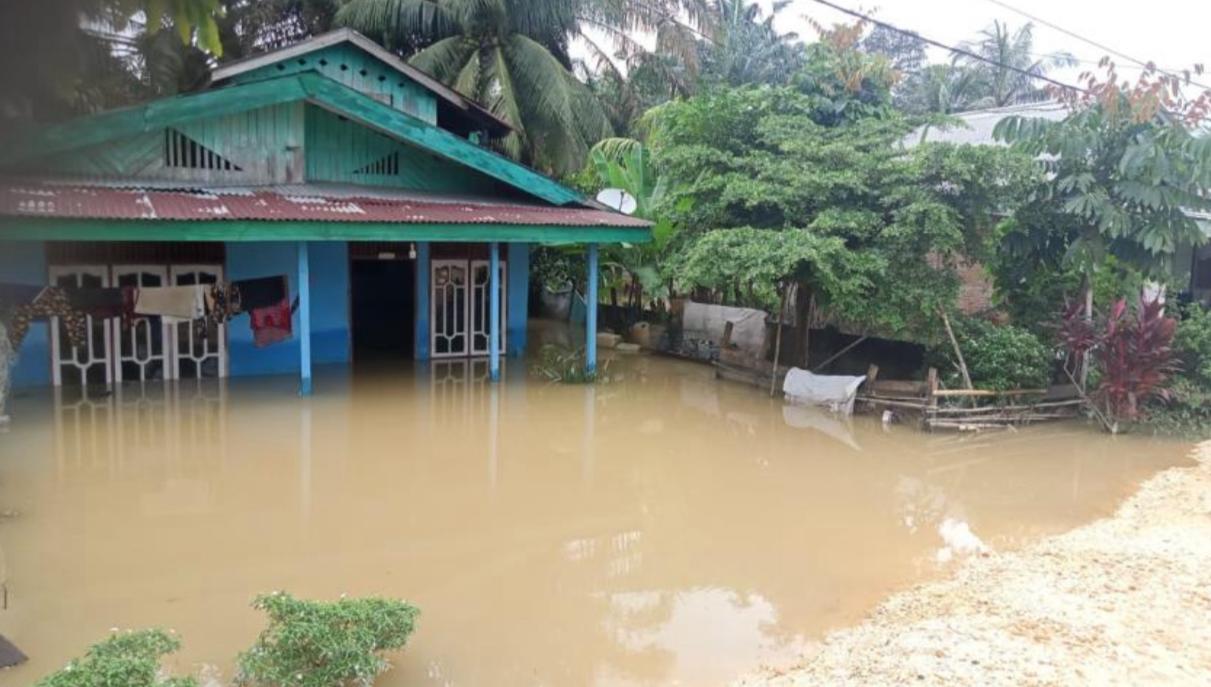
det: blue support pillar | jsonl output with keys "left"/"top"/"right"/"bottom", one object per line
{"left": 586, "top": 243, "right": 598, "bottom": 376}
{"left": 489, "top": 241, "right": 501, "bottom": 382}
{"left": 414, "top": 242, "right": 431, "bottom": 360}
{"left": 298, "top": 241, "right": 312, "bottom": 396}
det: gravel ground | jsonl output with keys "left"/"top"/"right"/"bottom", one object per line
{"left": 739, "top": 442, "right": 1211, "bottom": 687}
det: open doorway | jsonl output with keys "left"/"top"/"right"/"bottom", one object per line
{"left": 351, "top": 257, "right": 415, "bottom": 362}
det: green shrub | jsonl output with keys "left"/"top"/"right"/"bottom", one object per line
{"left": 1142, "top": 305, "right": 1211, "bottom": 436}
{"left": 235, "top": 592, "right": 419, "bottom": 687}
{"left": 928, "top": 318, "right": 1053, "bottom": 391}
{"left": 35, "top": 629, "right": 195, "bottom": 687}
{"left": 1172, "top": 304, "right": 1211, "bottom": 386}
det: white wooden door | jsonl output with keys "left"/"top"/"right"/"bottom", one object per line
{"left": 169, "top": 265, "right": 228, "bottom": 379}
{"left": 111, "top": 265, "right": 171, "bottom": 383}
{"left": 49, "top": 266, "right": 113, "bottom": 388}
{"left": 469, "top": 259, "right": 507, "bottom": 356}
{"left": 430, "top": 260, "right": 469, "bottom": 358}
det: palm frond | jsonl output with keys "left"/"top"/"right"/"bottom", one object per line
{"left": 409, "top": 35, "right": 476, "bottom": 83}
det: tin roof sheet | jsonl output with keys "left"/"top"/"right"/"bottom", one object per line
{"left": 0, "top": 180, "right": 650, "bottom": 228}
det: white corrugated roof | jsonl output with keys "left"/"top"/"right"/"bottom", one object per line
{"left": 905, "top": 101, "right": 1068, "bottom": 147}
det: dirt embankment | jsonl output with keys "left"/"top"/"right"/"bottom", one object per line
{"left": 740, "top": 442, "right": 1211, "bottom": 687}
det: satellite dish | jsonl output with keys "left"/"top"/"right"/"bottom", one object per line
{"left": 596, "top": 188, "right": 638, "bottom": 215}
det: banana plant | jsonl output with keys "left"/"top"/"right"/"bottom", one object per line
{"left": 585, "top": 137, "right": 681, "bottom": 316}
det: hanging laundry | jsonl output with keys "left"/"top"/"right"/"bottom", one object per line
{"left": 0, "top": 283, "right": 45, "bottom": 321}
{"left": 232, "top": 276, "right": 286, "bottom": 312}
{"left": 66, "top": 287, "right": 125, "bottom": 321}
{"left": 250, "top": 297, "right": 292, "bottom": 348}
{"left": 134, "top": 285, "right": 206, "bottom": 322}
{"left": 5, "top": 287, "right": 86, "bottom": 350}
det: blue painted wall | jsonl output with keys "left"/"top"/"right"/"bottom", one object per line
{"left": 226, "top": 241, "right": 349, "bottom": 377}
{"left": 0, "top": 242, "right": 50, "bottom": 388}
{"left": 507, "top": 243, "right": 530, "bottom": 356}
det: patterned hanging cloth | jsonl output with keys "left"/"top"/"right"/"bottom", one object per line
{"left": 4, "top": 287, "right": 86, "bottom": 350}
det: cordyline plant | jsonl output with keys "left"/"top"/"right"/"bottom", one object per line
{"left": 1057, "top": 296, "right": 1179, "bottom": 423}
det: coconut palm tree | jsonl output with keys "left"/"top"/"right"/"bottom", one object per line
{"left": 337, "top": 0, "right": 648, "bottom": 174}
{"left": 956, "top": 21, "right": 1075, "bottom": 108}
{"left": 698, "top": 0, "right": 805, "bottom": 88}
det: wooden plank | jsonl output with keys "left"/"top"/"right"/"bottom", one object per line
{"left": 0, "top": 218, "right": 651, "bottom": 244}
{"left": 932, "top": 388, "right": 1048, "bottom": 398}
{"left": 869, "top": 380, "right": 927, "bottom": 394}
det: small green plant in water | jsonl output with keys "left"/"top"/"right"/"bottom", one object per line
{"left": 235, "top": 592, "right": 419, "bottom": 687}
{"left": 532, "top": 344, "right": 602, "bottom": 383}
{"left": 35, "top": 629, "right": 195, "bottom": 687}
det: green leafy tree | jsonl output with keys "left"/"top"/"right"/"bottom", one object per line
{"left": 35, "top": 629, "right": 195, "bottom": 687}
{"left": 994, "top": 63, "right": 1211, "bottom": 336}
{"left": 648, "top": 35, "right": 1030, "bottom": 345}
{"left": 0, "top": 0, "right": 223, "bottom": 122}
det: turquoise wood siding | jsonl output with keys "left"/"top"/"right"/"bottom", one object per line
{"left": 229, "top": 44, "right": 437, "bottom": 124}
{"left": 304, "top": 105, "right": 494, "bottom": 193}
{"left": 37, "top": 103, "right": 305, "bottom": 185}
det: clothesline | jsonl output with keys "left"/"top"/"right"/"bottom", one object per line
{"left": 0, "top": 275, "right": 294, "bottom": 351}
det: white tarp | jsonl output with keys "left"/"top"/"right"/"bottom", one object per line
{"left": 680, "top": 301, "right": 768, "bottom": 356}
{"left": 782, "top": 368, "right": 867, "bottom": 415}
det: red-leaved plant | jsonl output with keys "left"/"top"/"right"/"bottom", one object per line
{"left": 1057, "top": 297, "right": 1179, "bottom": 422}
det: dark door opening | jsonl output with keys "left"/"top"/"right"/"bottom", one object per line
{"left": 351, "top": 258, "right": 415, "bottom": 362}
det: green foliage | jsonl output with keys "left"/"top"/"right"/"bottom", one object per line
{"left": 1172, "top": 303, "right": 1211, "bottom": 387}
{"left": 235, "top": 592, "right": 419, "bottom": 687}
{"left": 336, "top": 0, "right": 614, "bottom": 174}
{"left": 1143, "top": 305, "right": 1211, "bottom": 436}
{"left": 531, "top": 344, "right": 600, "bottom": 383}
{"left": 673, "top": 227, "right": 872, "bottom": 311}
{"left": 994, "top": 103, "right": 1211, "bottom": 282}
{"left": 646, "top": 72, "right": 1027, "bottom": 339}
{"left": 927, "top": 318, "right": 1053, "bottom": 391}
{"left": 35, "top": 629, "right": 195, "bottom": 687}
{"left": 1141, "top": 376, "right": 1211, "bottom": 438}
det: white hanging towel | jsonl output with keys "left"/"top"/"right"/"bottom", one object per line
{"left": 782, "top": 368, "right": 867, "bottom": 415}
{"left": 134, "top": 285, "right": 205, "bottom": 321}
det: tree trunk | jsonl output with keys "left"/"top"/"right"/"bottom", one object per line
{"left": 1079, "top": 273, "right": 1093, "bottom": 387}
{"left": 770, "top": 284, "right": 787, "bottom": 397}
{"left": 939, "top": 307, "right": 974, "bottom": 390}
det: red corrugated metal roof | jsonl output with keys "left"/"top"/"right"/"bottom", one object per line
{"left": 0, "top": 181, "right": 650, "bottom": 228}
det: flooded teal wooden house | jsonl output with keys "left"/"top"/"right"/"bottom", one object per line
{"left": 0, "top": 30, "right": 646, "bottom": 393}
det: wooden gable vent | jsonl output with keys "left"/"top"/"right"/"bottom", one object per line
{"left": 164, "top": 129, "right": 243, "bottom": 171}
{"left": 353, "top": 151, "right": 400, "bottom": 176}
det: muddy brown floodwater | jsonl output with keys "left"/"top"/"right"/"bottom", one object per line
{"left": 0, "top": 342, "right": 1192, "bottom": 686}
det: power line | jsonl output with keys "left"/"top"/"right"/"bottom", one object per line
{"left": 979, "top": 0, "right": 1211, "bottom": 91}
{"left": 807, "top": 0, "right": 1085, "bottom": 94}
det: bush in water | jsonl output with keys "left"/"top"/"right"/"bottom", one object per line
{"left": 928, "top": 317, "right": 1053, "bottom": 392}
{"left": 531, "top": 344, "right": 601, "bottom": 383}
{"left": 35, "top": 629, "right": 195, "bottom": 687}
{"left": 235, "top": 592, "right": 419, "bottom": 687}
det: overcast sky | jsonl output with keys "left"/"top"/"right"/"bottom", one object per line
{"left": 775, "top": 0, "right": 1211, "bottom": 85}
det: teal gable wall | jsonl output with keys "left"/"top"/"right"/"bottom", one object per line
{"left": 303, "top": 106, "right": 494, "bottom": 193}
{"left": 228, "top": 44, "right": 438, "bottom": 124}
{"left": 37, "top": 103, "right": 305, "bottom": 185}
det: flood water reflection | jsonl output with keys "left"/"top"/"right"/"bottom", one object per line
{"left": 0, "top": 343, "right": 1191, "bottom": 686}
